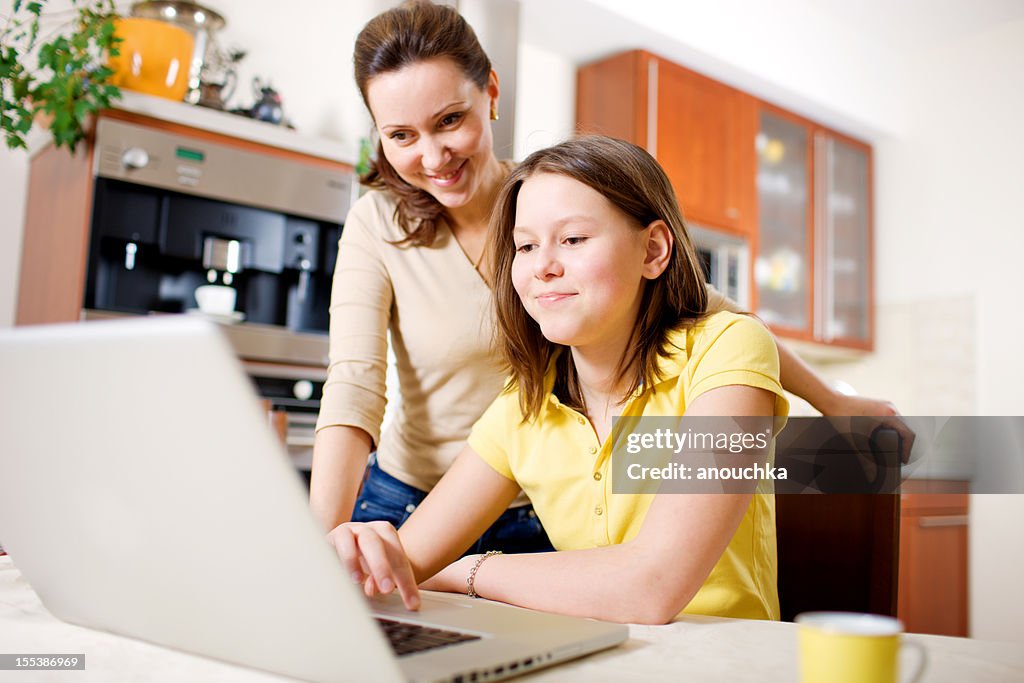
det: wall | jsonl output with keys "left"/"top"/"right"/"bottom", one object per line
{"left": 886, "top": 18, "right": 1024, "bottom": 643}
{"left": 822, "top": 14, "right": 1024, "bottom": 643}
{"left": 513, "top": 42, "right": 578, "bottom": 160}
{"left": 0, "top": 152, "right": 27, "bottom": 328}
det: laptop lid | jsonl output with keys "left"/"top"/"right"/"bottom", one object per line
{"left": 0, "top": 317, "right": 626, "bottom": 682}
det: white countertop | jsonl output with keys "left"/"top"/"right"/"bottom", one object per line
{"left": 2, "top": 555, "right": 1021, "bottom": 682}
{"left": 28, "top": 90, "right": 354, "bottom": 165}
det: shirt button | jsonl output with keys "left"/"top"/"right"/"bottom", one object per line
{"left": 359, "top": 502, "right": 368, "bottom": 511}
{"left": 593, "top": 472, "right": 602, "bottom": 481}
{"left": 595, "top": 506, "right": 603, "bottom": 516}
{"left": 577, "top": 416, "right": 586, "bottom": 425}
{"left": 589, "top": 446, "right": 598, "bottom": 455}
{"left": 405, "top": 503, "right": 417, "bottom": 514}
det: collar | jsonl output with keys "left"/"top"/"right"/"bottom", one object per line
{"left": 543, "top": 328, "right": 692, "bottom": 407}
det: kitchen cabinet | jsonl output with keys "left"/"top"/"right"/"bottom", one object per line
{"left": 576, "top": 51, "right": 874, "bottom": 350}
{"left": 898, "top": 484, "right": 969, "bottom": 636}
{"left": 755, "top": 107, "right": 874, "bottom": 348}
{"left": 576, "top": 50, "right": 758, "bottom": 238}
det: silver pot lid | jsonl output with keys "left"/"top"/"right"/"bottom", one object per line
{"left": 130, "top": 0, "right": 226, "bottom": 32}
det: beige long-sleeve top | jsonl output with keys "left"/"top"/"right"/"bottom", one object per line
{"left": 315, "top": 186, "right": 732, "bottom": 492}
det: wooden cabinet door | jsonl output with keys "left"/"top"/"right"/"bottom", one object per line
{"left": 755, "top": 108, "right": 814, "bottom": 339}
{"left": 817, "top": 132, "right": 873, "bottom": 348}
{"left": 898, "top": 493, "right": 969, "bottom": 636}
{"left": 576, "top": 50, "right": 648, "bottom": 146}
{"left": 577, "top": 51, "right": 756, "bottom": 237}
{"left": 655, "top": 59, "right": 756, "bottom": 236}
{"left": 754, "top": 109, "right": 874, "bottom": 349}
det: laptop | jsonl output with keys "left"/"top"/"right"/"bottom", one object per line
{"left": 0, "top": 317, "right": 627, "bottom": 683}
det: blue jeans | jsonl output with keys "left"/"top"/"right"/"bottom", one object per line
{"left": 352, "top": 456, "right": 554, "bottom": 555}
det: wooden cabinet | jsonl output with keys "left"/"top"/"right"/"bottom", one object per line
{"left": 576, "top": 50, "right": 874, "bottom": 350}
{"left": 577, "top": 50, "right": 757, "bottom": 237}
{"left": 754, "top": 107, "right": 874, "bottom": 348}
{"left": 754, "top": 108, "right": 813, "bottom": 337}
{"left": 898, "top": 485, "right": 969, "bottom": 636}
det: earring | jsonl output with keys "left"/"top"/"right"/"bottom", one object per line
{"left": 490, "top": 104, "right": 499, "bottom": 122}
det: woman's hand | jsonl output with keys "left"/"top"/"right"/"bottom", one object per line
{"left": 327, "top": 521, "right": 421, "bottom": 610}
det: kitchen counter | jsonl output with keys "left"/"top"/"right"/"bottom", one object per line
{"left": 1, "top": 555, "right": 1021, "bottom": 682}
{"left": 28, "top": 90, "right": 354, "bottom": 165}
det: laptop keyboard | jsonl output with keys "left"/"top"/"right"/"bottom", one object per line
{"left": 376, "top": 617, "right": 481, "bottom": 656}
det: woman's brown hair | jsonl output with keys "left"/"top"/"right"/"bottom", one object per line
{"left": 488, "top": 135, "right": 709, "bottom": 421}
{"left": 354, "top": 0, "right": 492, "bottom": 247}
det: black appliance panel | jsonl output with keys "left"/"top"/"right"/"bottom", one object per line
{"left": 85, "top": 177, "right": 340, "bottom": 332}
{"left": 164, "top": 196, "right": 286, "bottom": 273}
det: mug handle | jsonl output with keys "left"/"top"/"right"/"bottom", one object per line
{"left": 901, "top": 640, "right": 928, "bottom": 683}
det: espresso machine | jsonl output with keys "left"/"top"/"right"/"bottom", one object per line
{"left": 85, "top": 118, "right": 353, "bottom": 355}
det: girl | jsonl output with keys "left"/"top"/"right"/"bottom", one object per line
{"left": 311, "top": 0, "right": 903, "bottom": 551}
{"left": 328, "top": 135, "right": 789, "bottom": 624}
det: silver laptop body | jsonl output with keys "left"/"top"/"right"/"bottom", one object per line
{"left": 0, "top": 317, "right": 627, "bottom": 683}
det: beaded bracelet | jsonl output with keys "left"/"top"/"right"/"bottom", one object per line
{"left": 466, "top": 550, "right": 502, "bottom": 598}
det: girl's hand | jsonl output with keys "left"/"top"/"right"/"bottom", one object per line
{"left": 821, "top": 394, "right": 917, "bottom": 464}
{"left": 420, "top": 554, "right": 477, "bottom": 594}
{"left": 327, "top": 521, "right": 421, "bottom": 611}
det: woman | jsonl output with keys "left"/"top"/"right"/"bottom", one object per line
{"left": 329, "top": 135, "right": 786, "bottom": 623}
{"left": 310, "top": 0, "right": 902, "bottom": 544}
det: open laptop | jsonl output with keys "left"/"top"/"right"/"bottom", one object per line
{"left": 0, "top": 317, "right": 627, "bottom": 683}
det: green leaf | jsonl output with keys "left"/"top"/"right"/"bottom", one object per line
{"left": 5, "top": 135, "right": 29, "bottom": 151}
{"left": 73, "top": 97, "right": 90, "bottom": 123}
{"left": 37, "top": 42, "right": 54, "bottom": 67}
{"left": 14, "top": 114, "right": 33, "bottom": 134}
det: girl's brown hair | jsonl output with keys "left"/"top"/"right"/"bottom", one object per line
{"left": 354, "top": 0, "right": 492, "bottom": 247}
{"left": 488, "top": 135, "right": 709, "bottom": 421}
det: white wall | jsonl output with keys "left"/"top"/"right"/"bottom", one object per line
{"left": 893, "top": 18, "right": 1024, "bottom": 642}
{"left": 833, "top": 16, "right": 1024, "bottom": 641}
{"left": 513, "top": 43, "right": 578, "bottom": 160}
{"left": 0, "top": 151, "right": 27, "bottom": 328}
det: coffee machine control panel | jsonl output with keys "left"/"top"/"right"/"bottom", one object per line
{"left": 94, "top": 118, "right": 355, "bottom": 225}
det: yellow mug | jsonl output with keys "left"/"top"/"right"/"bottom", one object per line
{"left": 796, "top": 612, "right": 927, "bottom": 683}
{"left": 107, "top": 18, "right": 194, "bottom": 101}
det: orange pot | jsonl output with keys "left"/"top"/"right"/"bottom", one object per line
{"left": 108, "top": 18, "right": 194, "bottom": 101}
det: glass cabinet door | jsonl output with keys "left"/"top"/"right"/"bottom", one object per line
{"left": 755, "top": 111, "right": 811, "bottom": 333}
{"left": 821, "top": 137, "right": 871, "bottom": 343}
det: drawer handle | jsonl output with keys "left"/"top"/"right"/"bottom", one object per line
{"left": 918, "top": 515, "right": 968, "bottom": 528}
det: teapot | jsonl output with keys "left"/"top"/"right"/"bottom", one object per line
{"left": 197, "top": 71, "right": 236, "bottom": 110}
{"left": 249, "top": 78, "right": 284, "bottom": 125}
{"left": 197, "top": 44, "right": 244, "bottom": 110}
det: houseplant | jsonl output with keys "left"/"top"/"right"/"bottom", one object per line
{"left": 0, "top": 0, "right": 121, "bottom": 153}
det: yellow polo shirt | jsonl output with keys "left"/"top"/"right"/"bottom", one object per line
{"left": 467, "top": 312, "right": 789, "bottom": 620}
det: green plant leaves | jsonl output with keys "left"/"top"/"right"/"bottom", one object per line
{"left": 1, "top": 0, "right": 122, "bottom": 153}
